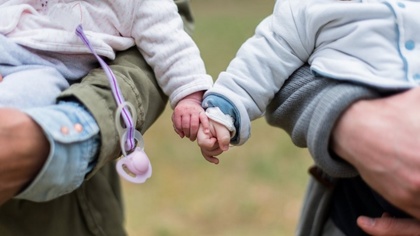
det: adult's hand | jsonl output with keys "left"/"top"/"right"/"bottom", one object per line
{"left": 0, "top": 109, "right": 49, "bottom": 205}
{"left": 357, "top": 214, "right": 420, "bottom": 235}
{"left": 332, "top": 86, "right": 420, "bottom": 220}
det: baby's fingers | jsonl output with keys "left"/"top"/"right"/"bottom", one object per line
{"left": 199, "top": 140, "right": 223, "bottom": 164}
{"left": 181, "top": 115, "right": 191, "bottom": 138}
{"left": 188, "top": 112, "right": 201, "bottom": 141}
{"left": 202, "top": 151, "right": 220, "bottom": 164}
{"left": 197, "top": 125, "right": 221, "bottom": 164}
{"left": 199, "top": 112, "right": 210, "bottom": 134}
{"left": 212, "top": 122, "right": 231, "bottom": 151}
{"left": 171, "top": 113, "right": 184, "bottom": 138}
{"left": 197, "top": 126, "right": 215, "bottom": 147}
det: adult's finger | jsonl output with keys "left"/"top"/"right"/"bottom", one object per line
{"left": 357, "top": 215, "right": 420, "bottom": 235}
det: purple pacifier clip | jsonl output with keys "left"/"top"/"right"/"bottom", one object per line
{"left": 76, "top": 25, "right": 152, "bottom": 183}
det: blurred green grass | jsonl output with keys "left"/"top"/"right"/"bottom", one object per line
{"left": 122, "top": 0, "right": 314, "bottom": 235}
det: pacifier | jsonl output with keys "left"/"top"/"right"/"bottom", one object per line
{"left": 116, "top": 146, "right": 152, "bottom": 184}
{"left": 75, "top": 26, "right": 152, "bottom": 184}
{"left": 115, "top": 102, "right": 152, "bottom": 184}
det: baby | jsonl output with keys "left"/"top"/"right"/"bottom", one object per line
{"left": 0, "top": 0, "right": 212, "bottom": 139}
{"left": 197, "top": 0, "right": 417, "bottom": 234}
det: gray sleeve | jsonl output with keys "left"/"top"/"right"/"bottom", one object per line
{"left": 265, "top": 65, "right": 381, "bottom": 178}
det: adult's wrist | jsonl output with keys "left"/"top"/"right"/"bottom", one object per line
{"left": 0, "top": 109, "right": 49, "bottom": 204}
{"left": 331, "top": 95, "right": 397, "bottom": 169}
{"left": 331, "top": 99, "right": 372, "bottom": 166}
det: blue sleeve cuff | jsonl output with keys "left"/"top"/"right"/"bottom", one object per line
{"left": 15, "top": 101, "right": 100, "bottom": 202}
{"left": 202, "top": 94, "right": 241, "bottom": 144}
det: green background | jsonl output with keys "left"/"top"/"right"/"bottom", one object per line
{"left": 123, "top": 0, "right": 314, "bottom": 235}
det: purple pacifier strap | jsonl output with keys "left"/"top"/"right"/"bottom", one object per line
{"left": 75, "top": 25, "right": 135, "bottom": 150}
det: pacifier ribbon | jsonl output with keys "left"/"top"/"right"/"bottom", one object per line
{"left": 76, "top": 25, "right": 152, "bottom": 183}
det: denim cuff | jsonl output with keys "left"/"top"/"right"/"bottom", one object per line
{"left": 15, "top": 101, "right": 100, "bottom": 202}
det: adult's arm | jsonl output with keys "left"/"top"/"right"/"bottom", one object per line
{"left": 265, "top": 65, "right": 381, "bottom": 178}
{"left": 0, "top": 109, "right": 50, "bottom": 205}
{"left": 0, "top": 0, "right": 194, "bottom": 203}
{"left": 57, "top": 47, "right": 168, "bottom": 179}
{"left": 58, "top": 0, "right": 195, "bottom": 178}
{"left": 266, "top": 65, "right": 420, "bottom": 230}
{"left": 332, "top": 86, "right": 420, "bottom": 220}
{"left": 0, "top": 47, "right": 168, "bottom": 203}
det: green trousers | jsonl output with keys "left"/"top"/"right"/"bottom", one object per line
{"left": 0, "top": 1, "right": 193, "bottom": 235}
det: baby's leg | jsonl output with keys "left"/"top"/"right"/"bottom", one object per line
{"left": 0, "top": 67, "right": 69, "bottom": 109}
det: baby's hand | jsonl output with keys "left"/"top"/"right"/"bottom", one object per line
{"left": 172, "top": 91, "right": 209, "bottom": 141}
{"left": 197, "top": 120, "right": 231, "bottom": 164}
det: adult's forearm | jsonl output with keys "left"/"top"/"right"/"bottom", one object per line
{"left": 331, "top": 87, "right": 420, "bottom": 220}
{"left": 0, "top": 109, "right": 49, "bottom": 205}
{"left": 265, "top": 65, "right": 380, "bottom": 177}
{"left": 273, "top": 66, "right": 420, "bottom": 219}
{"left": 57, "top": 47, "right": 168, "bottom": 179}
{"left": 0, "top": 0, "right": 194, "bottom": 202}
{"left": 57, "top": 0, "right": 194, "bottom": 178}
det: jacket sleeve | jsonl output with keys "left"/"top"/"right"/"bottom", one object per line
{"left": 265, "top": 65, "right": 381, "bottom": 178}
{"left": 57, "top": 0, "right": 195, "bottom": 179}
{"left": 133, "top": 0, "right": 212, "bottom": 108}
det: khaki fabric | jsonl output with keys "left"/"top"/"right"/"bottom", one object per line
{"left": 0, "top": 164, "right": 125, "bottom": 236}
{"left": 0, "top": 1, "right": 193, "bottom": 235}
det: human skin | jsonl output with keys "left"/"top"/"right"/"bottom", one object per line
{"left": 0, "top": 108, "right": 49, "bottom": 205}
{"left": 198, "top": 86, "right": 420, "bottom": 235}
{"left": 196, "top": 120, "right": 230, "bottom": 164}
{"left": 172, "top": 91, "right": 210, "bottom": 141}
{"left": 2, "top": 101, "right": 420, "bottom": 234}
{"left": 332, "top": 86, "right": 420, "bottom": 234}
{"left": 357, "top": 213, "right": 420, "bottom": 235}
{"left": 332, "top": 86, "right": 420, "bottom": 220}
{"left": 0, "top": 92, "right": 210, "bottom": 205}
{"left": 3, "top": 80, "right": 420, "bottom": 234}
